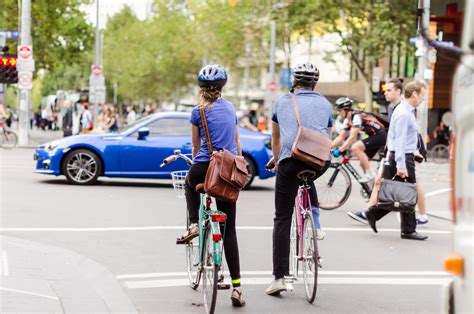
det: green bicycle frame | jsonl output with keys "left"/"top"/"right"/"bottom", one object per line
{"left": 198, "top": 193, "right": 225, "bottom": 266}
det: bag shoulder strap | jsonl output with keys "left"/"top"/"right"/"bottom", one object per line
{"left": 290, "top": 92, "right": 301, "bottom": 127}
{"left": 199, "top": 107, "right": 213, "bottom": 154}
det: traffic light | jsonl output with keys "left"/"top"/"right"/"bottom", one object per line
{"left": 373, "top": 80, "right": 389, "bottom": 107}
{"left": 0, "top": 55, "right": 18, "bottom": 84}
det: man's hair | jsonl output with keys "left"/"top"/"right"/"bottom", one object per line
{"left": 404, "top": 80, "right": 427, "bottom": 98}
{"left": 387, "top": 78, "right": 404, "bottom": 92}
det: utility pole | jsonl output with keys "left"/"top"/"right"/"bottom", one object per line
{"left": 89, "top": 0, "right": 105, "bottom": 130}
{"left": 264, "top": 20, "right": 277, "bottom": 114}
{"left": 18, "top": 0, "right": 32, "bottom": 146}
{"left": 416, "top": 0, "right": 431, "bottom": 143}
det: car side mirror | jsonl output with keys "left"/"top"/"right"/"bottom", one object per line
{"left": 137, "top": 127, "right": 150, "bottom": 140}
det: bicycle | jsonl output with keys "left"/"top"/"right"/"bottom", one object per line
{"left": 315, "top": 153, "right": 382, "bottom": 210}
{"left": 285, "top": 169, "right": 321, "bottom": 304}
{"left": 161, "top": 150, "right": 230, "bottom": 314}
{"left": 0, "top": 121, "right": 18, "bottom": 149}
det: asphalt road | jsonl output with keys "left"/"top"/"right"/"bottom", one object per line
{"left": 0, "top": 148, "right": 454, "bottom": 313}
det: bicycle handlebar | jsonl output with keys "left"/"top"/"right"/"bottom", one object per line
{"left": 160, "top": 150, "right": 193, "bottom": 168}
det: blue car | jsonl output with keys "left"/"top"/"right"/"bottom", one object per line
{"left": 34, "top": 112, "right": 274, "bottom": 188}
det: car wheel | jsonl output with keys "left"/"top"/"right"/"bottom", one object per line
{"left": 243, "top": 155, "right": 257, "bottom": 190}
{"left": 62, "top": 149, "right": 102, "bottom": 185}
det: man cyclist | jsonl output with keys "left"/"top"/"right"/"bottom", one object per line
{"left": 266, "top": 62, "right": 333, "bottom": 296}
{"left": 331, "top": 97, "right": 387, "bottom": 182}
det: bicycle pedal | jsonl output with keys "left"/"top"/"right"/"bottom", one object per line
{"left": 217, "top": 283, "right": 231, "bottom": 290}
{"left": 318, "top": 257, "right": 324, "bottom": 268}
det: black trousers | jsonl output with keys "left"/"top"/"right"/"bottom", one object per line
{"left": 185, "top": 162, "right": 241, "bottom": 282}
{"left": 273, "top": 158, "right": 330, "bottom": 279}
{"left": 366, "top": 152, "right": 417, "bottom": 234}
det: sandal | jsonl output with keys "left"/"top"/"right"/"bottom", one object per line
{"left": 176, "top": 223, "right": 199, "bottom": 244}
{"left": 231, "top": 288, "right": 246, "bottom": 307}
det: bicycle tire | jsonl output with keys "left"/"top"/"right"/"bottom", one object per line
{"left": 202, "top": 226, "right": 219, "bottom": 314}
{"left": 186, "top": 211, "right": 201, "bottom": 289}
{"left": 431, "top": 144, "right": 449, "bottom": 164}
{"left": 289, "top": 211, "right": 299, "bottom": 278}
{"left": 1, "top": 130, "right": 17, "bottom": 149}
{"left": 302, "top": 213, "right": 318, "bottom": 304}
{"left": 315, "top": 163, "right": 352, "bottom": 210}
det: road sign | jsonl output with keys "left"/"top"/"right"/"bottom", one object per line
{"left": 0, "top": 31, "right": 20, "bottom": 39}
{"left": 18, "top": 71, "right": 32, "bottom": 89}
{"left": 91, "top": 64, "right": 102, "bottom": 76}
{"left": 17, "top": 57, "right": 35, "bottom": 72}
{"left": 268, "top": 81, "right": 277, "bottom": 91}
{"left": 18, "top": 45, "right": 32, "bottom": 59}
{"left": 89, "top": 85, "right": 106, "bottom": 104}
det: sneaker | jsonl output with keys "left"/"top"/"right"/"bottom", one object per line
{"left": 347, "top": 211, "right": 368, "bottom": 225}
{"left": 316, "top": 229, "right": 326, "bottom": 240}
{"left": 231, "top": 288, "right": 246, "bottom": 307}
{"left": 358, "top": 172, "right": 374, "bottom": 183}
{"left": 265, "top": 278, "right": 287, "bottom": 296}
{"left": 416, "top": 218, "right": 429, "bottom": 225}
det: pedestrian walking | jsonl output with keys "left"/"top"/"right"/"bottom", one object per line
{"left": 62, "top": 100, "right": 73, "bottom": 137}
{"left": 80, "top": 104, "right": 94, "bottom": 134}
{"left": 362, "top": 80, "right": 428, "bottom": 241}
{"left": 126, "top": 105, "right": 136, "bottom": 125}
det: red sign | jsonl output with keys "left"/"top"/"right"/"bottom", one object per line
{"left": 91, "top": 65, "right": 102, "bottom": 76}
{"left": 18, "top": 45, "right": 32, "bottom": 59}
{"left": 269, "top": 81, "right": 277, "bottom": 91}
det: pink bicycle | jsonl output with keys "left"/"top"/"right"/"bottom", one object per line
{"left": 287, "top": 169, "right": 321, "bottom": 303}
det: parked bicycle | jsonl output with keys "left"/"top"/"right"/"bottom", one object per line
{"left": 0, "top": 121, "right": 18, "bottom": 149}
{"left": 315, "top": 153, "right": 382, "bottom": 210}
{"left": 429, "top": 143, "right": 449, "bottom": 163}
{"left": 286, "top": 169, "right": 321, "bottom": 304}
{"left": 161, "top": 150, "right": 230, "bottom": 314}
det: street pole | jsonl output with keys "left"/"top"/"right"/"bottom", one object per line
{"left": 93, "top": 0, "right": 100, "bottom": 128}
{"left": 264, "top": 20, "right": 277, "bottom": 115}
{"left": 416, "top": 0, "right": 431, "bottom": 143}
{"left": 18, "top": 0, "right": 32, "bottom": 146}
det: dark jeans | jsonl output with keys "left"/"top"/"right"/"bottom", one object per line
{"left": 273, "top": 158, "right": 330, "bottom": 279}
{"left": 185, "top": 162, "right": 241, "bottom": 282}
{"left": 366, "top": 152, "right": 417, "bottom": 234}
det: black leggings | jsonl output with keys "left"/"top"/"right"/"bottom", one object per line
{"left": 272, "top": 158, "right": 330, "bottom": 279}
{"left": 185, "top": 162, "right": 241, "bottom": 283}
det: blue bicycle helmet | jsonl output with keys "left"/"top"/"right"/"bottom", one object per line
{"left": 198, "top": 64, "right": 228, "bottom": 87}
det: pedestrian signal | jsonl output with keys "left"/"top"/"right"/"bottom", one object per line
{"left": 0, "top": 55, "right": 18, "bottom": 84}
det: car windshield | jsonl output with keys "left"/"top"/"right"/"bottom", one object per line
{"left": 118, "top": 115, "right": 155, "bottom": 134}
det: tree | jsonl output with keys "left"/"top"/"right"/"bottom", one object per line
{"left": 284, "top": 0, "right": 417, "bottom": 111}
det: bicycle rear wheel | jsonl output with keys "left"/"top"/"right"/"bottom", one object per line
{"left": 302, "top": 213, "right": 318, "bottom": 304}
{"left": 315, "top": 163, "right": 352, "bottom": 210}
{"left": 289, "top": 211, "right": 299, "bottom": 278}
{"left": 202, "top": 226, "right": 219, "bottom": 314}
{"left": 1, "top": 130, "right": 17, "bottom": 149}
{"left": 431, "top": 144, "right": 449, "bottom": 163}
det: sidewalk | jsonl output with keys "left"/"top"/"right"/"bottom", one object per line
{"left": 11, "top": 128, "right": 65, "bottom": 148}
{"left": 0, "top": 235, "right": 137, "bottom": 313}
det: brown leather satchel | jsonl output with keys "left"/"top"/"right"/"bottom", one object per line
{"left": 290, "top": 92, "right": 332, "bottom": 170}
{"left": 200, "top": 108, "right": 248, "bottom": 203}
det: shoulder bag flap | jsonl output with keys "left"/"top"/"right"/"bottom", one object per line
{"left": 292, "top": 126, "right": 332, "bottom": 161}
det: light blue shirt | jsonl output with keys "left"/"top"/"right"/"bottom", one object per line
{"left": 387, "top": 100, "right": 418, "bottom": 169}
{"left": 272, "top": 89, "right": 333, "bottom": 163}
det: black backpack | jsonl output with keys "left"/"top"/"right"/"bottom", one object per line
{"left": 353, "top": 110, "right": 390, "bottom": 129}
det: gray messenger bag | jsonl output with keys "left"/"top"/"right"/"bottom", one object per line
{"left": 377, "top": 177, "right": 417, "bottom": 212}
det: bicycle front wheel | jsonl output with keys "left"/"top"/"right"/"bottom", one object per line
{"left": 1, "top": 130, "right": 17, "bottom": 149}
{"left": 289, "top": 211, "right": 299, "bottom": 279}
{"left": 315, "top": 163, "right": 352, "bottom": 210}
{"left": 202, "top": 226, "right": 219, "bottom": 314}
{"left": 186, "top": 211, "right": 201, "bottom": 289}
{"left": 302, "top": 213, "right": 318, "bottom": 304}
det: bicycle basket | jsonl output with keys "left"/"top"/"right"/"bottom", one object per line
{"left": 171, "top": 171, "right": 188, "bottom": 199}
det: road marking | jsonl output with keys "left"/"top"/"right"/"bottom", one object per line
{"left": 117, "top": 270, "right": 450, "bottom": 280}
{"left": 1, "top": 251, "right": 9, "bottom": 276}
{"left": 123, "top": 277, "right": 453, "bottom": 289}
{"left": 0, "top": 226, "right": 451, "bottom": 234}
{"left": 425, "top": 188, "right": 452, "bottom": 198}
{"left": 0, "top": 287, "right": 59, "bottom": 300}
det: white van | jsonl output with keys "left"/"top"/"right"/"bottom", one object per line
{"left": 444, "top": 0, "right": 474, "bottom": 312}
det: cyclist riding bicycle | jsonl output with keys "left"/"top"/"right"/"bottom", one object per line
{"left": 175, "top": 64, "right": 245, "bottom": 307}
{"left": 331, "top": 97, "right": 387, "bottom": 182}
{"left": 266, "top": 62, "right": 333, "bottom": 296}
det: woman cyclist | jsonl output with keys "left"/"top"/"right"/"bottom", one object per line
{"left": 175, "top": 64, "right": 246, "bottom": 307}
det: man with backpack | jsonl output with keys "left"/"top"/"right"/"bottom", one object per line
{"left": 331, "top": 97, "right": 388, "bottom": 182}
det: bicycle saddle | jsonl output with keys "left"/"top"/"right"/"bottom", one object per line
{"left": 196, "top": 183, "right": 205, "bottom": 193}
{"left": 297, "top": 170, "right": 317, "bottom": 181}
